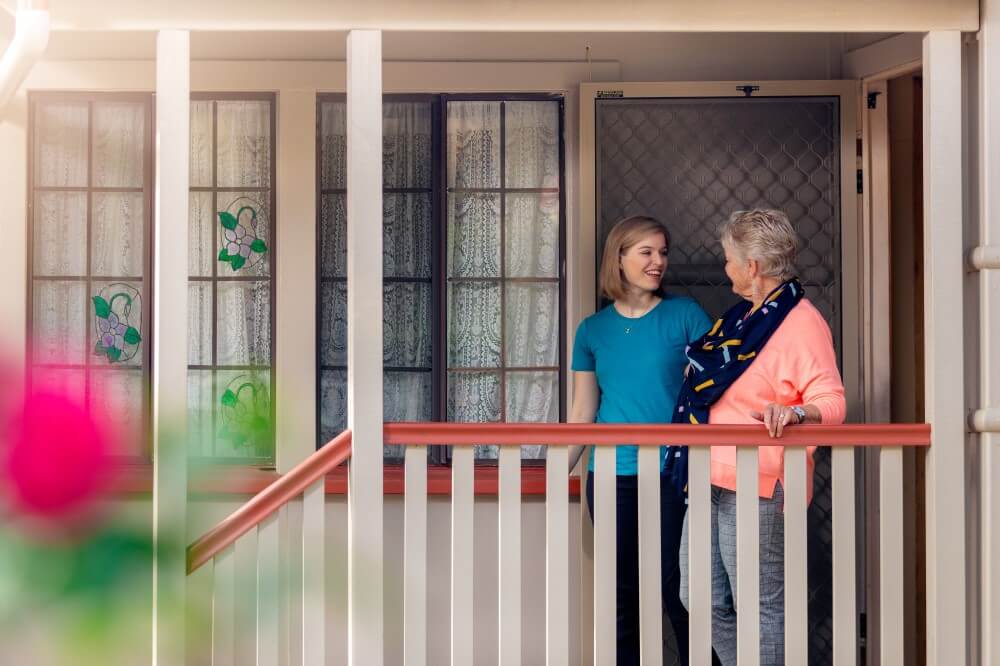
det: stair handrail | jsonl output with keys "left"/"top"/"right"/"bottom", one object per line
{"left": 187, "top": 429, "right": 352, "bottom": 573}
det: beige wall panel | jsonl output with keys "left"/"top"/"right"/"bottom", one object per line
{"left": 37, "top": 0, "right": 978, "bottom": 32}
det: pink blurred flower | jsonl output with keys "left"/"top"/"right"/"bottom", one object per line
{"left": 2, "top": 390, "right": 120, "bottom": 533}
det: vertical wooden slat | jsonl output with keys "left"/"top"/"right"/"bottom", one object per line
{"left": 735, "top": 447, "right": 760, "bottom": 666}
{"left": 498, "top": 445, "right": 522, "bottom": 666}
{"left": 879, "top": 446, "right": 905, "bottom": 665}
{"left": 579, "top": 460, "right": 595, "bottom": 666}
{"left": 302, "top": 480, "right": 326, "bottom": 666}
{"left": 451, "top": 446, "right": 475, "bottom": 665}
{"left": 235, "top": 528, "right": 260, "bottom": 666}
{"left": 545, "top": 446, "right": 569, "bottom": 666}
{"left": 213, "top": 546, "right": 236, "bottom": 666}
{"left": 922, "top": 30, "right": 968, "bottom": 666}
{"left": 404, "top": 445, "right": 428, "bottom": 666}
{"left": 637, "top": 446, "right": 663, "bottom": 666}
{"left": 783, "top": 447, "right": 808, "bottom": 665}
{"left": 831, "top": 447, "right": 857, "bottom": 666}
{"left": 258, "top": 513, "right": 281, "bottom": 666}
{"left": 286, "top": 500, "right": 305, "bottom": 666}
{"left": 687, "top": 446, "right": 713, "bottom": 666}
{"left": 593, "top": 445, "right": 616, "bottom": 666}
{"left": 187, "top": 551, "right": 214, "bottom": 666}
{"left": 278, "top": 505, "right": 291, "bottom": 666}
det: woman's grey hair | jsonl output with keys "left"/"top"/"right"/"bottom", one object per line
{"left": 720, "top": 209, "right": 799, "bottom": 281}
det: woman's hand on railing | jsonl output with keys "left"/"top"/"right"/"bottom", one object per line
{"left": 751, "top": 403, "right": 822, "bottom": 438}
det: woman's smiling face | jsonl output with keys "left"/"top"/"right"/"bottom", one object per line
{"left": 619, "top": 232, "right": 668, "bottom": 293}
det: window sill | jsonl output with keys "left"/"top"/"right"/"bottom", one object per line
{"left": 111, "top": 464, "right": 582, "bottom": 498}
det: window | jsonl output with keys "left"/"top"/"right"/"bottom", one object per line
{"left": 187, "top": 94, "right": 276, "bottom": 465}
{"left": 316, "top": 94, "right": 565, "bottom": 462}
{"left": 27, "top": 92, "right": 153, "bottom": 457}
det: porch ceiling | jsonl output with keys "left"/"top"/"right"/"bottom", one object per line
{"left": 0, "top": 0, "right": 979, "bottom": 33}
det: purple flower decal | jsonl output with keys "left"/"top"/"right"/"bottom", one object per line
{"left": 93, "top": 286, "right": 142, "bottom": 364}
{"left": 218, "top": 201, "right": 267, "bottom": 272}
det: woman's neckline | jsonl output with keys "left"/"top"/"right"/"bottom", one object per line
{"left": 611, "top": 295, "right": 665, "bottom": 320}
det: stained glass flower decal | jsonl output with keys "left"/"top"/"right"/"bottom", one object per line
{"left": 217, "top": 196, "right": 267, "bottom": 271}
{"left": 218, "top": 375, "right": 271, "bottom": 453}
{"left": 92, "top": 283, "right": 141, "bottom": 363}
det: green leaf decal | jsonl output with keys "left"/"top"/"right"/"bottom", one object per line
{"left": 94, "top": 342, "right": 107, "bottom": 355}
{"left": 219, "top": 211, "right": 238, "bottom": 230}
{"left": 124, "top": 327, "right": 141, "bottom": 345}
{"left": 218, "top": 248, "right": 231, "bottom": 261}
{"left": 92, "top": 296, "right": 111, "bottom": 319}
{"left": 250, "top": 239, "right": 267, "bottom": 254}
{"left": 106, "top": 346, "right": 122, "bottom": 362}
{"left": 231, "top": 255, "right": 246, "bottom": 271}
{"left": 220, "top": 390, "right": 238, "bottom": 408}
{"left": 252, "top": 415, "right": 269, "bottom": 432}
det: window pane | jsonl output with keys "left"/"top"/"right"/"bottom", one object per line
{"left": 319, "top": 281, "right": 347, "bottom": 366}
{"left": 384, "top": 371, "right": 432, "bottom": 460}
{"left": 319, "top": 102, "right": 346, "bottom": 190}
{"left": 92, "top": 281, "right": 143, "bottom": 367}
{"left": 216, "top": 369, "right": 272, "bottom": 459}
{"left": 92, "top": 102, "right": 145, "bottom": 188}
{"left": 188, "top": 283, "right": 212, "bottom": 365}
{"left": 384, "top": 102, "right": 432, "bottom": 189}
{"left": 190, "top": 101, "right": 214, "bottom": 188}
{"left": 33, "top": 192, "right": 87, "bottom": 277}
{"left": 90, "top": 369, "right": 144, "bottom": 456}
{"left": 32, "top": 280, "right": 86, "bottom": 364}
{"left": 448, "top": 193, "right": 500, "bottom": 277}
{"left": 448, "top": 283, "right": 500, "bottom": 368}
{"left": 448, "top": 371, "right": 501, "bottom": 459}
{"left": 319, "top": 194, "right": 347, "bottom": 278}
{"left": 34, "top": 102, "right": 88, "bottom": 187}
{"left": 384, "top": 193, "right": 432, "bottom": 279}
{"left": 384, "top": 282, "right": 432, "bottom": 368}
{"left": 92, "top": 192, "right": 144, "bottom": 277}
{"left": 217, "top": 281, "right": 271, "bottom": 367}
{"left": 505, "top": 101, "right": 559, "bottom": 189}
{"left": 506, "top": 370, "right": 558, "bottom": 459}
{"left": 447, "top": 101, "right": 500, "bottom": 189}
{"left": 506, "top": 193, "right": 558, "bottom": 278}
{"left": 216, "top": 192, "right": 271, "bottom": 278}
{"left": 187, "top": 370, "right": 214, "bottom": 457}
{"left": 189, "top": 191, "right": 215, "bottom": 277}
{"left": 216, "top": 101, "right": 271, "bottom": 188}
{"left": 31, "top": 368, "right": 86, "bottom": 403}
{"left": 505, "top": 283, "right": 558, "bottom": 367}
{"left": 319, "top": 369, "right": 348, "bottom": 444}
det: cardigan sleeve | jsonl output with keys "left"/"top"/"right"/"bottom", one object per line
{"left": 793, "top": 307, "right": 847, "bottom": 425}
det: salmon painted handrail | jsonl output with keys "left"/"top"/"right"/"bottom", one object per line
{"left": 383, "top": 422, "right": 931, "bottom": 447}
{"left": 187, "top": 429, "right": 352, "bottom": 574}
{"left": 187, "top": 422, "right": 930, "bottom": 574}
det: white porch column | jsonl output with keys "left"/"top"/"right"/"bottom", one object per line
{"left": 979, "top": 4, "right": 1000, "bottom": 663}
{"left": 152, "top": 29, "right": 189, "bottom": 666}
{"left": 922, "top": 30, "right": 967, "bottom": 666}
{"left": 346, "top": 29, "right": 384, "bottom": 666}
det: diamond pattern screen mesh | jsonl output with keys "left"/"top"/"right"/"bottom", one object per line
{"left": 597, "top": 96, "right": 841, "bottom": 665}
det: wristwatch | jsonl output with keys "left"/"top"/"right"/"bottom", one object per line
{"left": 790, "top": 405, "right": 807, "bottom": 424}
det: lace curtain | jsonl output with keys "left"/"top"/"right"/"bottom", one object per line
{"left": 187, "top": 99, "right": 274, "bottom": 460}
{"left": 30, "top": 99, "right": 149, "bottom": 456}
{"left": 447, "top": 101, "right": 560, "bottom": 460}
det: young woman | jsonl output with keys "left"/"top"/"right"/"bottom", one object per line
{"left": 568, "top": 215, "right": 712, "bottom": 665}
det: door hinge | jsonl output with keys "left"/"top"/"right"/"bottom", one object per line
{"left": 857, "top": 169, "right": 863, "bottom": 194}
{"left": 736, "top": 85, "right": 760, "bottom": 98}
{"left": 867, "top": 91, "right": 882, "bottom": 109}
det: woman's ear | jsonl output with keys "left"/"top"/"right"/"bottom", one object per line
{"left": 747, "top": 258, "right": 760, "bottom": 280}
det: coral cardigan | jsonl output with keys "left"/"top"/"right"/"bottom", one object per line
{"left": 708, "top": 298, "right": 846, "bottom": 502}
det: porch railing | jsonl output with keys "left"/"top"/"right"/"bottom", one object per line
{"left": 186, "top": 422, "right": 930, "bottom": 666}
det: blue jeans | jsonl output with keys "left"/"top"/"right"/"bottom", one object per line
{"left": 586, "top": 472, "right": 690, "bottom": 666}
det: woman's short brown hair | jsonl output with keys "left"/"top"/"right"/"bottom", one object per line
{"left": 599, "top": 215, "right": 671, "bottom": 301}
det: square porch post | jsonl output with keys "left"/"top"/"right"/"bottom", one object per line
{"left": 922, "top": 30, "right": 967, "bottom": 665}
{"left": 346, "top": 29, "right": 384, "bottom": 666}
{"left": 152, "top": 29, "right": 189, "bottom": 666}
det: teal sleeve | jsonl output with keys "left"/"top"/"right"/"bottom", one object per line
{"left": 687, "top": 300, "right": 714, "bottom": 343}
{"left": 571, "top": 319, "right": 595, "bottom": 371}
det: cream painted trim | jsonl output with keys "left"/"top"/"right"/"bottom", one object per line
{"left": 31, "top": 0, "right": 980, "bottom": 32}
{"left": 577, "top": 80, "right": 862, "bottom": 416}
{"left": 843, "top": 33, "right": 923, "bottom": 81}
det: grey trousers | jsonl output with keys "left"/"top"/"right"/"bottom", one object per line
{"left": 678, "top": 484, "right": 786, "bottom": 666}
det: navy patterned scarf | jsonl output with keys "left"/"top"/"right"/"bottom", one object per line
{"left": 663, "top": 278, "right": 804, "bottom": 499}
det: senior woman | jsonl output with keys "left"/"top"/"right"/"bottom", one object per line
{"left": 670, "top": 209, "right": 846, "bottom": 665}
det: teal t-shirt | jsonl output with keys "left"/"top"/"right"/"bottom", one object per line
{"left": 571, "top": 294, "right": 712, "bottom": 475}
